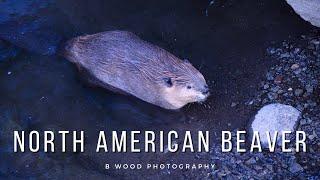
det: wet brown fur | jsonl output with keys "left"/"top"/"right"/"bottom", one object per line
{"left": 63, "top": 31, "right": 208, "bottom": 109}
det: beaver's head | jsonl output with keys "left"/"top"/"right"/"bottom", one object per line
{"left": 159, "top": 59, "right": 209, "bottom": 109}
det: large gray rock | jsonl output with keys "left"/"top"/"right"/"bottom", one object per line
{"left": 250, "top": 103, "right": 301, "bottom": 146}
{"left": 286, "top": 0, "right": 320, "bottom": 27}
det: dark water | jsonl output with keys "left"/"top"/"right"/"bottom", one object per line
{"left": 0, "top": 0, "right": 314, "bottom": 178}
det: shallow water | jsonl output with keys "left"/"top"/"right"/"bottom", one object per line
{"left": 0, "top": 0, "right": 314, "bottom": 178}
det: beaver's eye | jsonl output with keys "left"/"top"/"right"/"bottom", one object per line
{"left": 163, "top": 77, "right": 173, "bottom": 87}
{"left": 187, "top": 85, "right": 192, "bottom": 89}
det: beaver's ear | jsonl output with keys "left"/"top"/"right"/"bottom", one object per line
{"left": 163, "top": 77, "right": 173, "bottom": 87}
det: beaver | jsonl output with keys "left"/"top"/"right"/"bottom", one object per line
{"left": 63, "top": 30, "right": 209, "bottom": 110}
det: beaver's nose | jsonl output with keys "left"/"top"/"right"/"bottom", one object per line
{"left": 201, "top": 85, "right": 209, "bottom": 95}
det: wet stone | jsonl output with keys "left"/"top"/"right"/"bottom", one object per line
{"left": 270, "top": 86, "right": 280, "bottom": 93}
{"left": 253, "top": 165, "right": 263, "bottom": 171}
{"left": 245, "top": 157, "right": 256, "bottom": 165}
{"left": 231, "top": 102, "right": 238, "bottom": 107}
{"left": 0, "top": 40, "right": 20, "bottom": 62}
{"left": 0, "top": 19, "right": 62, "bottom": 55}
{"left": 274, "top": 75, "right": 283, "bottom": 84}
{"left": 267, "top": 92, "right": 278, "bottom": 100}
{"left": 289, "top": 162, "right": 303, "bottom": 173}
{"left": 266, "top": 72, "right": 274, "bottom": 81}
{"left": 294, "top": 89, "right": 304, "bottom": 96}
{"left": 291, "top": 63, "right": 300, "bottom": 70}
{"left": 250, "top": 103, "right": 300, "bottom": 146}
{"left": 293, "top": 69, "right": 302, "bottom": 75}
{"left": 305, "top": 85, "right": 313, "bottom": 93}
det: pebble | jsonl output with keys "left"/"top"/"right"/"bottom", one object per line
{"left": 305, "top": 85, "right": 313, "bottom": 93}
{"left": 291, "top": 63, "right": 300, "bottom": 70}
{"left": 248, "top": 100, "right": 254, "bottom": 105}
{"left": 294, "top": 89, "right": 304, "bottom": 96}
{"left": 289, "top": 162, "right": 303, "bottom": 173}
{"left": 310, "top": 40, "right": 320, "bottom": 45}
{"left": 270, "top": 86, "right": 280, "bottom": 93}
{"left": 308, "top": 134, "right": 315, "bottom": 140}
{"left": 274, "top": 75, "right": 283, "bottom": 84}
{"left": 293, "top": 69, "right": 302, "bottom": 75}
{"left": 266, "top": 72, "right": 274, "bottom": 81}
{"left": 245, "top": 157, "right": 256, "bottom": 165}
{"left": 280, "top": 52, "right": 290, "bottom": 58}
{"left": 266, "top": 166, "right": 274, "bottom": 173}
{"left": 267, "top": 92, "right": 278, "bottom": 100}
{"left": 300, "top": 119, "right": 307, "bottom": 125}
{"left": 308, "top": 131, "right": 317, "bottom": 140}
{"left": 262, "top": 98, "right": 268, "bottom": 104}
{"left": 254, "top": 165, "right": 263, "bottom": 171}
{"left": 231, "top": 102, "right": 237, "bottom": 107}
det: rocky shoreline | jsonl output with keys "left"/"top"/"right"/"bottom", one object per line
{"left": 208, "top": 30, "right": 320, "bottom": 179}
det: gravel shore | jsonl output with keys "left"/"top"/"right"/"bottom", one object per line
{"left": 208, "top": 30, "right": 320, "bottom": 179}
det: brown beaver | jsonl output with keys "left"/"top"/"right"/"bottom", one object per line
{"left": 64, "top": 30, "right": 209, "bottom": 110}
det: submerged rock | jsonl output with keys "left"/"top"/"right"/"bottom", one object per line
{"left": 286, "top": 0, "right": 320, "bottom": 27}
{"left": 0, "top": 0, "right": 65, "bottom": 55}
{"left": 0, "top": 18, "right": 61, "bottom": 55}
{"left": 250, "top": 103, "right": 301, "bottom": 146}
{"left": 0, "top": 40, "right": 20, "bottom": 62}
{"left": 0, "top": 0, "right": 52, "bottom": 24}
{"left": 289, "top": 161, "right": 304, "bottom": 173}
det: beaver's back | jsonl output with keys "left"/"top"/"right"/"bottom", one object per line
{"left": 65, "top": 31, "right": 180, "bottom": 69}
{"left": 65, "top": 31, "right": 182, "bottom": 90}
{"left": 64, "top": 31, "right": 183, "bottom": 101}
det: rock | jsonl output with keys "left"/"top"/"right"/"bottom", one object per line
{"left": 0, "top": 18, "right": 62, "bottom": 55}
{"left": 294, "top": 89, "right": 304, "bottom": 96}
{"left": 274, "top": 75, "right": 283, "bottom": 84}
{"left": 267, "top": 92, "right": 278, "bottom": 100}
{"left": 0, "top": 0, "right": 53, "bottom": 24}
{"left": 308, "top": 134, "right": 315, "bottom": 140}
{"left": 310, "top": 39, "right": 320, "bottom": 46}
{"left": 0, "top": 40, "right": 20, "bottom": 62}
{"left": 0, "top": 0, "right": 66, "bottom": 55}
{"left": 305, "top": 85, "right": 313, "bottom": 93}
{"left": 286, "top": 0, "right": 320, "bottom": 27}
{"left": 300, "top": 119, "right": 307, "bottom": 125}
{"left": 277, "top": 90, "right": 284, "bottom": 94}
{"left": 308, "top": 131, "right": 317, "bottom": 140}
{"left": 266, "top": 72, "right": 274, "bottom": 81}
{"left": 262, "top": 98, "right": 268, "bottom": 104}
{"left": 250, "top": 103, "right": 301, "bottom": 146}
{"left": 289, "top": 162, "right": 303, "bottom": 173}
{"left": 245, "top": 157, "right": 256, "bottom": 165}
{"left": 290, "top": 63, "right": 300, "bottom": 70}
{"left": 280, "top": 52, "right": 290, "bottom": 58}
{"left": 253, "top": 165, "right": 263, "bottom": 171}
{"left": 293, "top": 68, "right": 302, "bottom": 75}
{"left": 270, "top": 86, "right": 280, "bottom": 93}
{"left": 231, "top": 102, "right": 238, "bottom": 107}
